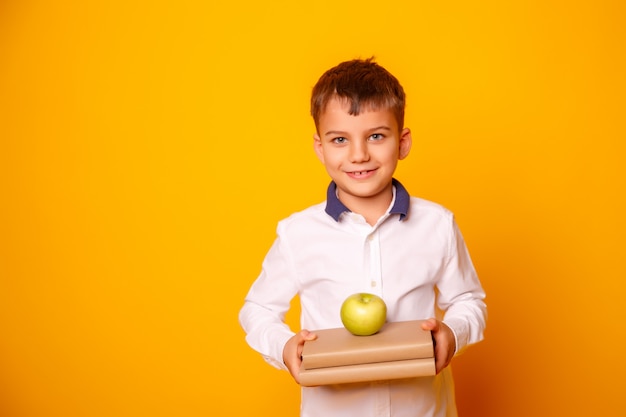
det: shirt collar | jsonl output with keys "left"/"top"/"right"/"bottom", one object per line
{"left": 325, "top": 178, "right": 410, "bottom": 222}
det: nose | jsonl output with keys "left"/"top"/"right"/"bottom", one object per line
{"left": 349, "top": 141, "right": 370, "bottom": 163}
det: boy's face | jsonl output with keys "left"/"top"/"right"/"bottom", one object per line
{"left": 313, "top": 97, "right": 412, "bottom": 211}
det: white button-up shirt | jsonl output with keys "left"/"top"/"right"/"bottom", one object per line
{"left": 239, "top": 180, "right": 486, "bottom": 417}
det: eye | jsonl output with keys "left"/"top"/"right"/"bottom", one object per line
{"left": 369, "top": 133, "right": 384, "bottom": 141}
{"left": 332, "top": 137, "right": 348, "bottom": 144}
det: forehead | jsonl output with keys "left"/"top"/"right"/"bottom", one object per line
{"left": 318, "top": 98, "right": 399, "bottom": 133}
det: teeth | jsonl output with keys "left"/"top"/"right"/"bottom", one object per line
{"left": 350, "top": 170, "right": 369, "bottom": 176}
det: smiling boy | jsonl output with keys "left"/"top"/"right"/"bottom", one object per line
{"left": 239, "top": 58, "right": 487, "bottom": 417}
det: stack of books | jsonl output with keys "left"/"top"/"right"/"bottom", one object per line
{"left": 299, "top": 320, "right": 435, "bottom": 387}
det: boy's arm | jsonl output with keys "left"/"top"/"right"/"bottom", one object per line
{"left": 436, "top": 217, "right": 487, "bottom": 355}
{"left": 239, "top": 300, "right": 295, "bottom": 370}
{"left": 238, "top": 229, "right": 300, "bottom": 371}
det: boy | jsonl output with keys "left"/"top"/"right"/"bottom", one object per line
{"left": 239, "top": 58, "right": 486, "bottom": 417}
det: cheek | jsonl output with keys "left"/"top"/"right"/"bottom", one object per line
{"left": 374, "top": 147, "right": 400, "bottom": 164}
{"left": 321, "top": 149, "right": 343, "bottom": 167}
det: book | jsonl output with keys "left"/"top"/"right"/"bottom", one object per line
{"left": 299, "top": 358, "right": 435, "bottom": 387}
{"left": 301, "top": 320, "right": 434, "bottom": 370}
{"left": 298, "top": 320, "right": 435, "bottom": 387}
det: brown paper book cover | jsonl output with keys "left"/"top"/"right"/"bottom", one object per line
{"left": 301, "top": 320, "right": 434, "bottom": 370}
{"left": 299, "top": 358, "right": 436, "bottom": 387}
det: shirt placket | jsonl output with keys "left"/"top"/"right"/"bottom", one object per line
{"left": 365, "top": 229, "right": 383, "bottom": 297}
{"left": 366, "top": 229, "right": 391, "bottom": 417}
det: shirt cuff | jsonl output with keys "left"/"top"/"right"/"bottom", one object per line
{"left": 442, "top": 318, "right": 463, "bottom": 355}
{"left": 259, "top": 329, "right": 295, "bottom": 371}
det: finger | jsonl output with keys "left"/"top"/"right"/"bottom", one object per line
{"left": 435, "top": 344, "right": 451, "bottom": 374}
{"left": 421, "top": 318, "right": 438, "bottom": 331}
{"left": 296, "top": 330, "right": 317, "bottom": 358}
{"left": 303, "top": 331, "right": 318, "bottom": 341}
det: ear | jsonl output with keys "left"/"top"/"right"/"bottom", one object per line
{"left": 313, "top": 133, "right": 325, "bottom": 164}
{"left": 398, "top": 128, "right": 412, "bottom": 160}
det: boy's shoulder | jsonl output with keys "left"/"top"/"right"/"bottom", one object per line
{"left": 272, "top": 201, "right": 336, "bottom": 241}
{"left": 408, "top": 196, "right": 453, "bottom": 217}
{"left": 278, "top": 201, "right": 328, "bottom": 229}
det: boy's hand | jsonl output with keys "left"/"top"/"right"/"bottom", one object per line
{"left": 283, "top": 330, "right": 317, "bottom": 384}
{"left": 421, "top": 318, "right": 456, "bottom": 374}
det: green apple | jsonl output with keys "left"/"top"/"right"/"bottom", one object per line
{"left": 340, "top": 293, "right": 387, "bottom": 336}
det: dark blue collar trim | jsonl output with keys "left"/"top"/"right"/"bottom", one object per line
{"left": 325, "top": 178, "right": 410, "bottom": 222}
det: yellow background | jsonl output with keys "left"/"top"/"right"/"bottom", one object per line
{"left": 1, "top": 1, "right": 624, "bottom": 416}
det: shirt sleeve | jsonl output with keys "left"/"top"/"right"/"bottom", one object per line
{"left": 238, "top": 223, "right": 300, "bottom": 370}
{"left": 437, "top": 216, "right": 487, "bottom": 354}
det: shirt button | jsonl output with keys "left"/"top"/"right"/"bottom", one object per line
{"left": 367, "top": 235, "right": 374, "bottom": 241}
{"left": 371, "top": 281, "right": 377, "bottom": 287}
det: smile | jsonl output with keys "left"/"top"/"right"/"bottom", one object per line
{"left": 347, "top": 169, "right": 375, "bottom": 178}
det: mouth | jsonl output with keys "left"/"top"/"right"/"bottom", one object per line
{"left": 347, "top": 169, "right": 376, "bottom": 178}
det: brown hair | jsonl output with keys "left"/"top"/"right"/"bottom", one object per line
{"left": 310, "top": 57, "right": 406, "bottom": 130}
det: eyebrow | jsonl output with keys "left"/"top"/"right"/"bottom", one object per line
{"left": 323, "top": 126, "right": 392, "bottom": 137}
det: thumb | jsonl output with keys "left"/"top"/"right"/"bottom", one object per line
{"left": 301, "top": 329, "right": 318, "bottom": 341}
{"left": 421, "top": 318, "right": 438, "bottom": 331}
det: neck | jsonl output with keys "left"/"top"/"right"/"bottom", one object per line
{"left": 338, "top": 185, "right": 393, "bottom": 226}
